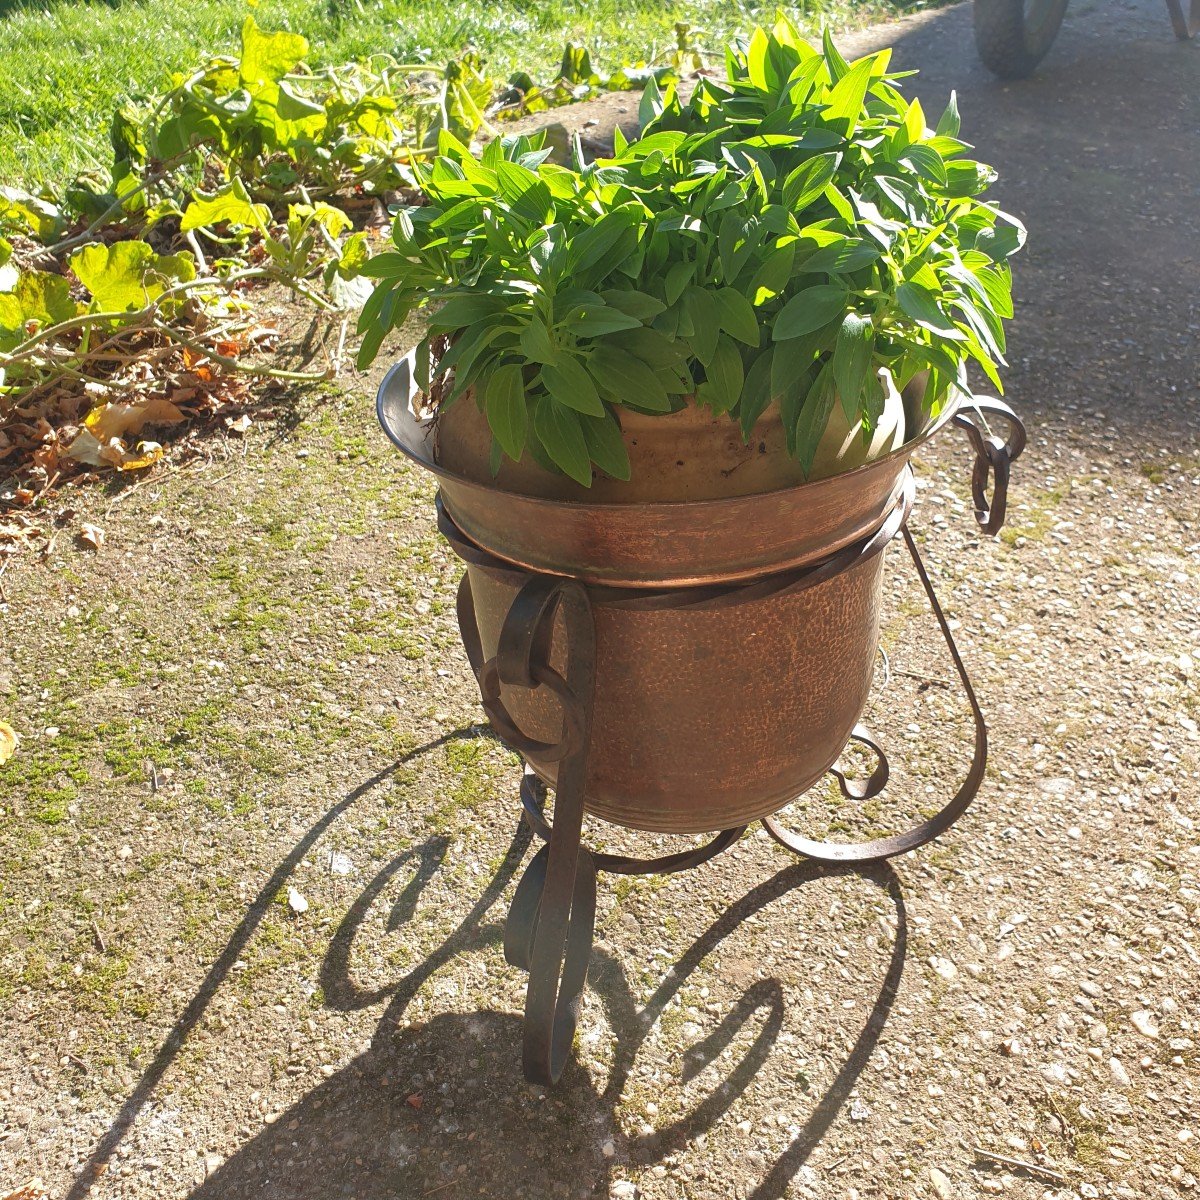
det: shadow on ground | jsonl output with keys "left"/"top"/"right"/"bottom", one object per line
{"left": 187, "top": 841, "right": 907, "bottom": 1200}
{"left": 65, "top": 724, "right": 908, "bottom": 1200}
{"left": 64, "top": 730, "right": 482, "bottom": 1200}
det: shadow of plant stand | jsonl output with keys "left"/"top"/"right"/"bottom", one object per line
{"left": 438, "top": 399, "right": 1025, "bottom": 1086}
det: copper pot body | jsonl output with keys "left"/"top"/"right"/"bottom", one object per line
{"left": 466, "top": 551, "right": 885, "bottom": 832}
{"left": 376, "top": 355, "right": 958, "bottom": 832}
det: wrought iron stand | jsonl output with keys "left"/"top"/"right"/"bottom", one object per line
{"left": 443, "top": 399, "right": 1025, "bottom": 1086}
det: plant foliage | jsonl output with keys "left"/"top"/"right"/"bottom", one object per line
{"left": 360, "top": 19, "right": 1024, "bottom": 484}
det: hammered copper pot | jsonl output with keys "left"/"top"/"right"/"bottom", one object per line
{"left": 378, "top": 356, "right": 958, "bottom": 834}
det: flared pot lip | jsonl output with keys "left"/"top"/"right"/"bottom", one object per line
{"left": 376, "top": 350, "right": 962, "bottom": 513}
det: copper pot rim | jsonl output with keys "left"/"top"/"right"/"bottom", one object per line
{"left": 376, "top": 353, "right": 963, "bottom": 515}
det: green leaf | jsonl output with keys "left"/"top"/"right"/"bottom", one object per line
{"left": 276, "top": 80, "right": 326, "bottom": 121}
{"left": 903, "top": 97, "right": 926, "bottom": 145}
{"left": 795, "top": 239, "right": 878, "bottom": 275}
{"left": 830, "top": 311, "right": 874, "bottom": 420}
{"left": 746, "top": 26, "right": 773, "bottom": 90}
{"left": 747, "top": 243, "right": 795, "bottom": 304}
{"left": 0, "top": 188, "right": 63, "bottom": 241}
{"left": 70, "top": 242, "right": 195, "bottom": 312}
{"left": 823, "top": 55, "right": 875, "bottom": 134}
{"left": 713, "top": 286, "right": 760, "bottom": 346}
{"left": 973, "top": 265, "right": 1014, "bottom": 319}
{"left": 482, "top": 363, "right": 528, "bottom": 461}
{"left": 698, "top": 333, "right": 744, "bottom": 414}
{"left": 569, "top": 210, "right": 635, "bottom": 274}
{"left": 562, "top": 305, "right": 643, "bottom": 337}
{"left": 533, "top": 396, "right": 592, "bottom": 485}
{"left": 781, "top": 153, "right": 839, "bottom": 213}
{"left": 794, "top": 364, "right": 838, "bottom": 476}
{"left": 638, "top": 75, "right": 664, "bottom": 128}
{"left": 822, "top": 29, "right": 851, "bottom": 83}
{"left": 664, "top": 260, "right": 696, "bottom": 305}
{"left": 0, "top": 237, "right": 15, "bottom": 293}
{"left": 519, "top": 317, "right": 559, "bottom": 363}
{"left": 0, "top": 270, "right": 80, "bottom": 347}
{"left": 540, "top": 354, "right": 604, "bottom": 416}
{"left": 239, "top": 16, "right": 308, "bottom": 86}
{"left": 428, "top": 294, "right": 509, "bottom": 331}
{"left": 772, "top": 327, "right": 829, "bottom": 393}
{"left": 609, "top": 326, "right": 687, "bottom": 369}
{"left": 601, "top": 289, "right": 665, "bottom": 321}
{"left": 773, "top": 284, "right": 848, "bottom": 339}
{"left": 738, "top": 348, "right": 775, "bottom": 437}
{"left": 496, "top": 160, "right": 554, "bottom": 226}
{"left": 897, "top": 143, "right": 947, "bottom": 186}
{"left": 180, "top": 179, "right": 270, "bottom": 233}
{"left": 935, "top": 91, "right": 961, "bottom": 137}
{"left": 581, "top": 411, "right": 631, "bottom": 480}
{"left": 588, "top": 344, "right": 670, "bottom": 410}
{"left": 896, "top": 281, "right": 961, "bottom": 337}
{"left": 682, "top": 286, "right": 721, "bottom": 364}
{"left": 337, "top": 231, "right": 372, "bottom": 277}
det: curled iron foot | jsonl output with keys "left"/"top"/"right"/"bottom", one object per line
{"left": 763, "top": 526, "right": 987, "bottom": 864}
{"left": 827, "top": 724, "right": 890, "bottom": 801}
{"left": 503, "top": 842, "right": 598, "bottom": 1084}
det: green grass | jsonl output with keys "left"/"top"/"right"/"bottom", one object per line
{"left": 0, "top": 0, "right": 915, "bottom": 186}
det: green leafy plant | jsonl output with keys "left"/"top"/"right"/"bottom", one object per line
{"left": 1, "top": 15, "right": 691, "bottom": 524}
{"left": 359, "top": 18, "right": 1024, "bottom": 485}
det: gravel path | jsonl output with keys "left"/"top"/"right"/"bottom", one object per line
{"left": 1, "top": 2, "right": 1197, "bottom": 1200}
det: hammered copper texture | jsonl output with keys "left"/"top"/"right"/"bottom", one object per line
{"left": 467, "top": 550, "right": 886, "bottom": 834}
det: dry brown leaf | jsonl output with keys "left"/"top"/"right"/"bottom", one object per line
{"left": 84, "top": 398, "right": 186, "bottom": 441}
{"left": 66, "top": 396, "right": 185, "bottom": 466}
{"left": 94, "top": 437, "right": 163, "bottom": 471}
{"left": 216, "top": 339, "right": 242, "bottom": 358}
{"left": 3, "top": 1182, "right": 49, "bottom": 1200}
{"left": 0, "top": 721, "right": 17, "bottom": 765}
{"left": 78, "top": 523, "right": 104, "bottom": 550}
{"left": 119, "top": 441, "right": 164, "bottom": 471}
{"left": 225, "top": 414, "right": 252, "bottom": 434}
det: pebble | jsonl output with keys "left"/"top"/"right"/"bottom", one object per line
{"left": 610, "top": 1183, "right": 637, "bottom": 1199}
{"left": 930, "top": 957, "right": 958, "bottom": 981}
{"left": 1131, "top": 1011, "right": 1160, "bottom": 1039}
{"left": 849, "top": 1099, "right": 871, "bottom": 1121}
{"left": 1080, "top": 980, "right": 1103, "bottom": 998}
{"left": 929, "top": 1166, "right": 953, "bottom": 1198}
{"left": 287, "top": 887, "right": 309, "bottom": 915}
{"left": 1110, "top": 1057, "right": 1131, "bottom": 1088}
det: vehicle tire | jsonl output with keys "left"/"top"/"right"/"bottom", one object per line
{"left": 973, "top": 0, "right": 1070, "bottom": 78}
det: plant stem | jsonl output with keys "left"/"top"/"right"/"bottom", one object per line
{"left": 149, "top": 321, "right": 332, "bottom": 382}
